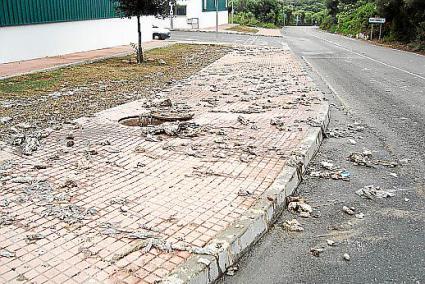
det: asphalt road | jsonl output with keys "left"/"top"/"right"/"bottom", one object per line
{"left": 172, "top": 28, "right": 425, "bottom": 283}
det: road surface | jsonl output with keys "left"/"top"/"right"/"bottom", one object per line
{"left": 172, "top": 27, "right": 425, "bottom": 283}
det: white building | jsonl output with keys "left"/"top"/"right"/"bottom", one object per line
{"left": 0, "top": 0, "right": 228, "bottom": 64}
{"left": 154, "top": 0, "right": 228, "bottom": 30}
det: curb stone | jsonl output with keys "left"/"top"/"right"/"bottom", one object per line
{"left": 162, "top": 103, "right": 330, "bottom": 284}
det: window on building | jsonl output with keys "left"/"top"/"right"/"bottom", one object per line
{"left": 202, "top": 0, "right": 227, "bottom": 12}
{"left": 175, "top": 5, "right": 187, "bottom": 16}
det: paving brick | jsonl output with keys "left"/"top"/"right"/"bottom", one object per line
{"left": 0, "top": 45, "right": 324, "bottom": 283}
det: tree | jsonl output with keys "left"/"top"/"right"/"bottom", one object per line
{"left": 325, "top": 0, "right": 339, "bottom": 24}
{"left": 113, "top": 0, "right": 172, "bottom": 63}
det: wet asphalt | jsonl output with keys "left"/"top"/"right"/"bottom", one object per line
{"left": 172, "top": 27, "right": 425, "bottom": 284}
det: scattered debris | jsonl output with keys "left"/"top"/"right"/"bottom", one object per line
{"left": 0, "top": 213, "right": 16, "bottom": 226}
{"left": 287, "top": 197, "right": 313, "bottom": 218}
{"left": 270, "top": 117, "right": 287, "bottom": 130}
{"left": 283, "top": 219, "right": 304, "bottom": 232}
{"left": 42, "top": 204, "right": 93, "bottom": 224}
{"left": 374, "top": 160, "right": 398, "bottom": 168}
{"left": 134, "top": 145, "right": 146, "bottom": 153}
{"left": 320, "top": 161, "right": 335, "bottom": 170}
{"left": 0, "top": 117, "right": 13, "bottom": 124}
{"left": 355, "top": 213, "right": 364, "bottom": 219}
{"left": 238, "top": 189, "right": 252, "bottom": 196}
{"left": 342, "top": 206, "right": 355, "bottom": 215}
{"left": 237, "top": 115, "right": 250, "bottom": 125}
{"left": 59, "top": 179, "right": 77, "bottom": 189}
{"left": 349, "top": 151, "right": 398, "bottom": 168}
{"left": 146, "top": 134, "right": 161, "bottom": 142}
{"left": 33, "top": 163, "right": 48, "bottom": 170}
{"left": 226, "top": 265, "right": 239, "bottom": 276}
{"left": 26, "top": 234, "right": 45, "bottom": 243}
{"left": 310, "top": 247, "right": 324, "bottom": 257}
{"left": 355, "top": 185, "right": 395, "bottom": 199}
{"left": 126, "top": 231, "right": 159, "bottom": 240}
{"left": 0, "top": 249, "right": 16, "bottom": 258}
{"left": 111, "top": 238, "right": 220, "bottom": 263}
{"left": 16, "top": 274, "right": 28, "bottom": 282}
{"left": 0, "top": 199, "right": 10, "bottom": 207}
{"left": 348, "top": 152, "right": 374, "bottom": 167}
{"left": 10, "top": 176, "right": 34, "bottom": 184}
{"left": 309, "top": 169, "right": 350, "bottom": 181}
{"left": 22, "top": 137, "right": 41, "bottom": 155}
{"left": 142, "top": 120, "right": 203, "bottom": 139}
{"left": 85, "top": 149, "right": 98, "bottom": 156}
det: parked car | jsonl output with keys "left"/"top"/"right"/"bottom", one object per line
{"left": 152, "top": 25, "right": 171, "bottom": 40}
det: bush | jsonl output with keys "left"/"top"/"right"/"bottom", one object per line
{"left": 336, "top": 2, "right": 376, "bottom": 36}
{"left": 233, "top": 11, "right": 277, "bottom": 28}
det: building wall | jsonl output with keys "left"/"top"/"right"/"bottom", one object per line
{"left": 0, "top": 17, "right": 153, "bottom": 64}
{"left": 197, "top": 11, "right": 228, "bottom": 28}
{"left": 153, "top": 0, "right": 228, "bottom": 30}
{"left": 0, "top": 0, "right": 118, "bottom": 27}
{"left": 0, "top": 0, "right": 228, "bottom": 64}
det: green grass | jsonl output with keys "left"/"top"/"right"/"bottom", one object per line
{"left": 0, "top": 71, "right": 63, "bottom": 96}
{"left": 0, "top": 44, "right": 223, "bottom": 99}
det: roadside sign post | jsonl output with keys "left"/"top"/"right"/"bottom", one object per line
{"left": 215, "top": 0, "right": 219, "bottom": 34}
{"left": 369, "top": 17, "right": 386, "bottom": 41}
{"left": 169, "top": 1, "right": 174, "bottom": 30}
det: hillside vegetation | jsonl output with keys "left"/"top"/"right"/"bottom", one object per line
{"left": 232, "top": 0, "right": 425, "bottom": 50}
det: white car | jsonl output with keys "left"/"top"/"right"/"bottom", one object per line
{"left": 152, "top": 25, "right": 171, "bottom": 40}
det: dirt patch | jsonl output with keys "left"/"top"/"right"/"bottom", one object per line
{"left": 0, "top": 44, "right": 230, "bottom": 141}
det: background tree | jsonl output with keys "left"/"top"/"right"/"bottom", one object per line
{"left": 113, "top": 0, "right": 172, "bottom": 63}
{"left": 232, "top": 0, "right": 423, "bottom": 49}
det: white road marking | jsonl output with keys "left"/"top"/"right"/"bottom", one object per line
{"left": 309, "top": 32, "right": 425, "bottom": 81}
{"left": 302, "top": 56, "right": 351, "bottom": 111}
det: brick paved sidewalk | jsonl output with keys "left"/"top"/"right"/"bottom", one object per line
{"left": 0, "top": 45, "right": 325, "bottom": 284}
{"left": 0, "top": 41, "right": 172, "bottom": 79}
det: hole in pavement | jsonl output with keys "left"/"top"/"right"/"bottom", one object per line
{"left": 119, "top": 113, "right": 194, "bottom": 127}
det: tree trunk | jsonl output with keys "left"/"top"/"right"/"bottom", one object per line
{"left": 137, "top": 15, "right": 143, "bottom": 63}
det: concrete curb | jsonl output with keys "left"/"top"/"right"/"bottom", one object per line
{"left": 162, "top": 102, "right": 330, "bottom": 284}
{"left": 172, "top": 28, "right": 283, "bottom": 38}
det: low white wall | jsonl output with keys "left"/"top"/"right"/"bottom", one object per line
{"left": 198, "top": 11, "right": 228, "bottom": 29}
{"left": 0, "top": 17, "right": 153, "bottom": 64}
{"left": 152, "top": 0, "right": 228, "bottom": 30}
